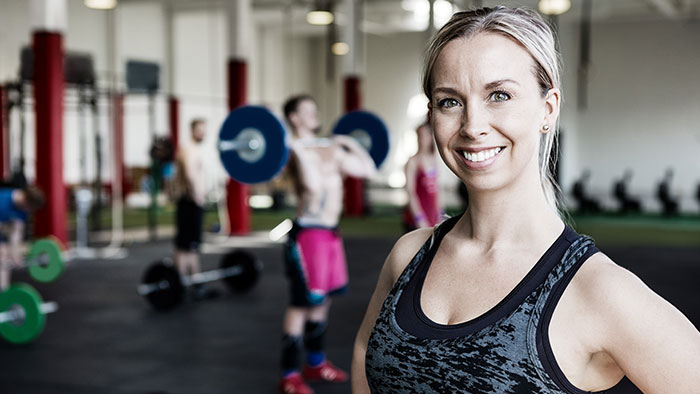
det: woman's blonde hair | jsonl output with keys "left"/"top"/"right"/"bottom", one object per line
{"left": 422, "top": 6, "right": 564, "bottom": 214}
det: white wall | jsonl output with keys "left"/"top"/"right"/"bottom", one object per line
{"left": 563, "top": 19, "right": 700, "bottom": 213}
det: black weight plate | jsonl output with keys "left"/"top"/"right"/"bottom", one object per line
{"left": 141, "top": 260, "right": 184, "bottom": 311}
{"left": 220, "top": 250, "right": 261, "bottom": 292}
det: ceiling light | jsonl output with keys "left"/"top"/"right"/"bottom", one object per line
{"left": 331, "top": 42, "right": 349, "bottom": 55}
{"left": 538, "top": 0, "right": 571, "bottom": 15}
{"left": 307, "top": 10, "right": 334, "bottom": 25}
{"left": 84, "top": 0, "right": 117, "bottom": 10}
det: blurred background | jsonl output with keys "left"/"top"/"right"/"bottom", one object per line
{"left": 0, "top": 0, "right": 699, "bottom": 393}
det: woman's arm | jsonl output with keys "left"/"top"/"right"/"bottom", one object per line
{"left": 351, "top": 228, "right": 433, "bottom": 393}
{"left": 582, "top": 254, "right": 700, "bottom": 391}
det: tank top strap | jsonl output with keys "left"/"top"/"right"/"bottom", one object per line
{"left": 384, "top": 216, "right": 459, "bottom": 308}
{"left": 526, "top": 234, "right": 600, "bottom": 392}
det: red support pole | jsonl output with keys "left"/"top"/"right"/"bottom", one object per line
{"left": 113, "top": 93, "right": 126, "bottom": 198}
{"left": 343, "top": 76, "right": 365, "bottom": 217}
{"left": 33, "top": 31, "right": 68, "bottom": 244}
{"left": 226, "top": 59, "right": 250, "bottom": 235}
{"left": 168, "top": 95, "right": 179, "bottom": 153}
{"left": 0, "top": 85, "right": 8, "bottom": 180}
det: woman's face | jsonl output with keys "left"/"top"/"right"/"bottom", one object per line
{"left": 429, "top": 32, "right": 559, "bottom": 194}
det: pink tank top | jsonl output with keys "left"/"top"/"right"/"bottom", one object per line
{"left": 404, "top": 166, "right": 440, "bottom": 227}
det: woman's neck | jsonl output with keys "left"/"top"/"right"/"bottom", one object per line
{"left": 456, "top": 174, "right": 564, "bottom": 250}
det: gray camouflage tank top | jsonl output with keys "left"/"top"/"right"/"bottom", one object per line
{"left": 365, "top": 216, "right": 603, "bottom": 393}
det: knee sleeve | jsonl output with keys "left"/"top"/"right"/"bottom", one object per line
{"left": 281, "top": 334, "right": 302, "bottom": 371}
{"left": 303, "top": 321, "right": 327, "bottom": 352}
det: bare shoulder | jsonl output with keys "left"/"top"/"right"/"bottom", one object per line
{"left": 569, "top": 252, "right": 653, "bottom": 313}
{"left": 384, "top": 227, "right": 434, "bottom": 283}
{"left": 567, "top": 252, "right": 700, "bottom": 389}
{"left": 569, "top": 251, "right": 699, "bottom": 348}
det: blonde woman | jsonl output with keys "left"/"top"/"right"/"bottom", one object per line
{"left": 352, "top": 7, "right": 700, "bottom": 393}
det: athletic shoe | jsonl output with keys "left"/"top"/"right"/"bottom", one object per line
{"left": 302, "top": 361, "right": 348, "bottom": 383}
{"left": 278, "top": 373, "right": 313, "bottom": 394}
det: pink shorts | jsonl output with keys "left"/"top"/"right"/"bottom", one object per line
{"left": 284, "top": 226, "right": 348, "bottom": 306}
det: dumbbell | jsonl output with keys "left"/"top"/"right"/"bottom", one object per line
{"left": 218, "top": 105, "right": 390, "bottom": 184}
{"left": 138, "top": 250, "right": 262, "bottom": 311}
{"left": 0, "top": 283, "right": 59, "bottom": 344}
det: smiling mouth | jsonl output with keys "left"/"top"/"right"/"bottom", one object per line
{"left": 460, "top": 147, "right": 504, "bottom": 163}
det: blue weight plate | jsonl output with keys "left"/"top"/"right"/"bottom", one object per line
{"left": 218, "top": 106, "right": 290, "bottom": 184}
{"left": 332, "top": 111, "right": 389, "bottom": 168}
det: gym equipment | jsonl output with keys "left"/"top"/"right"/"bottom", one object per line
{"left": 218, "top": 106, "right": 290, "bottom": 184}
{"left": 331, "top": 110, "right": 390, "bottom": 168}
{"left": 218, "top": 105, "right": 390, "bottom": 184}
{"left": 24, "top": 238, "right": 65, "bottom": 283}
{"left": 138, "top": 250, "right": 262, "bottom": 310}
{"left": 0, "top": 283, "right": 59, "bottom": 345}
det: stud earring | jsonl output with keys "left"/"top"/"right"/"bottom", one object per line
{"left": 542, "top": 124, "right": 550, "bottom": 131}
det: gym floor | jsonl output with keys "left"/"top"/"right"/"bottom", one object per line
{"left": 0, "top": 230, "right": 698, "bottom": 393}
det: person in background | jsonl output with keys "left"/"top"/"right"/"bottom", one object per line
{"left": 278, "top": 94, "right": 377, "bottom": 394}
{"left": 403, "top": 121, "right": 444, "bottom": 232}
{"left": 0, "top": 186, "right": 44, "bottom": 291}
{"left": 172, "top": 118, "right": 218, "bottom": 301}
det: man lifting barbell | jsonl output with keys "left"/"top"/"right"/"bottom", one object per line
{"left": 278, "top": 95, "right": 377, "bottom": 394}
{"left": 216, "top": 97, "right": 388, "bottom": 394}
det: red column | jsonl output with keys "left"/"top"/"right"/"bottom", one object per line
{"left": 226, "top": 59, "right": 250, "bottom": 235}
{"left": 33, "top": 31, "right": 67, "bottom": 244}
{"left": 113, "top": 93, "right": 126, "bottom": 198}
{"left": 0, "top": 85, "right": 7, "bottom": 180}
{"left": 168, "top": 95, "right": 179, "bottom": 153}
{"left": 343, "top": 75, "right": 365, "bottom": 216}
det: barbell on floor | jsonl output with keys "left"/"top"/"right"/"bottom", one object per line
{"left": 218, "top": 105, "right": 390, "bottom": 184}
{"left": 138, "top": 250, "right": 262, "bottom": 311}
{"left": 0, "top": 283, "right": 59, "bottom": 345}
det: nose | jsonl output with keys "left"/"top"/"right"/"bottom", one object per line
{"left": 460, "top": 101, "right": 488, "bottom": 139}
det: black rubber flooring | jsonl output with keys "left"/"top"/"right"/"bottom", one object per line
{"left": 0, "top": 235, "right": 698, "bottom": 394}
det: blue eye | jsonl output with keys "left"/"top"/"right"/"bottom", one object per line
{"left": 490, "top": 91, "right": 511, "bottom": 102}
{"left": 437, "top": 98, "right": 459, "bottom": 108}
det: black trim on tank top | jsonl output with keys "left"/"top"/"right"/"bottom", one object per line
{"left": 536, "top": 245, "right": 604, "bottom": 394}
{"left": 395, "top": 218, "right": 579, "bottom": 339}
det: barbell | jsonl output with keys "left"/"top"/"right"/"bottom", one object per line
{"left": 218, "top": 105, "right": 390, "bottom": 184}
{"left": 0, "top": 283, "right": 59, "bottom": 344}
{"left": 138, "top": 250, "right": 262, "bottom": 311}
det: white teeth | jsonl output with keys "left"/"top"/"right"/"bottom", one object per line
{"left": 462, "top": 147, "right": 502, "bottom": 163}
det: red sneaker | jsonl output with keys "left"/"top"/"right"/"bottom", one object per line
{"left": 278, "top": 373, "right": 313, "bottom": 394}
{"left": 302, "top": 361, "right": 349, "bottom": 383}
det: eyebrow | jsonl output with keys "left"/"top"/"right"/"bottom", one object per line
{"left": 433, "top": 79, "right": 520, "bottom": 96}
{"left": 484, "top": 79, "right": 519, "bottom": 90}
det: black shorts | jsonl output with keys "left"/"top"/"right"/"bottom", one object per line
{"left": 174, "top": 196, "right": 203, "bottom": 252}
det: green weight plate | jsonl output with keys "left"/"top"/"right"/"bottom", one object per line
{"left": 26, "top": 239, "right": 65, "bottom": 283}
{"left": 0, "top": 283, "right": 46, "bottom": 345}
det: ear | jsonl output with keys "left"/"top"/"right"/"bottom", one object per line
{"left": 288, "top": 112, "right": 300, "bottom": 129}
{"left": 542, "top": 88, "right": 561, "bottom": 133}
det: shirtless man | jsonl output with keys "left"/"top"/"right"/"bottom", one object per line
{"left": 173, "top": 119, "right": 217, "bottom": 300}
{"left": 278, "top": 95, "right": 377, "bottom": 394}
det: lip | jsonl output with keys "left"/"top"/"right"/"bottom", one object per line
{"left": 456, "top": 146, "right": 505, "bottom": 170}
